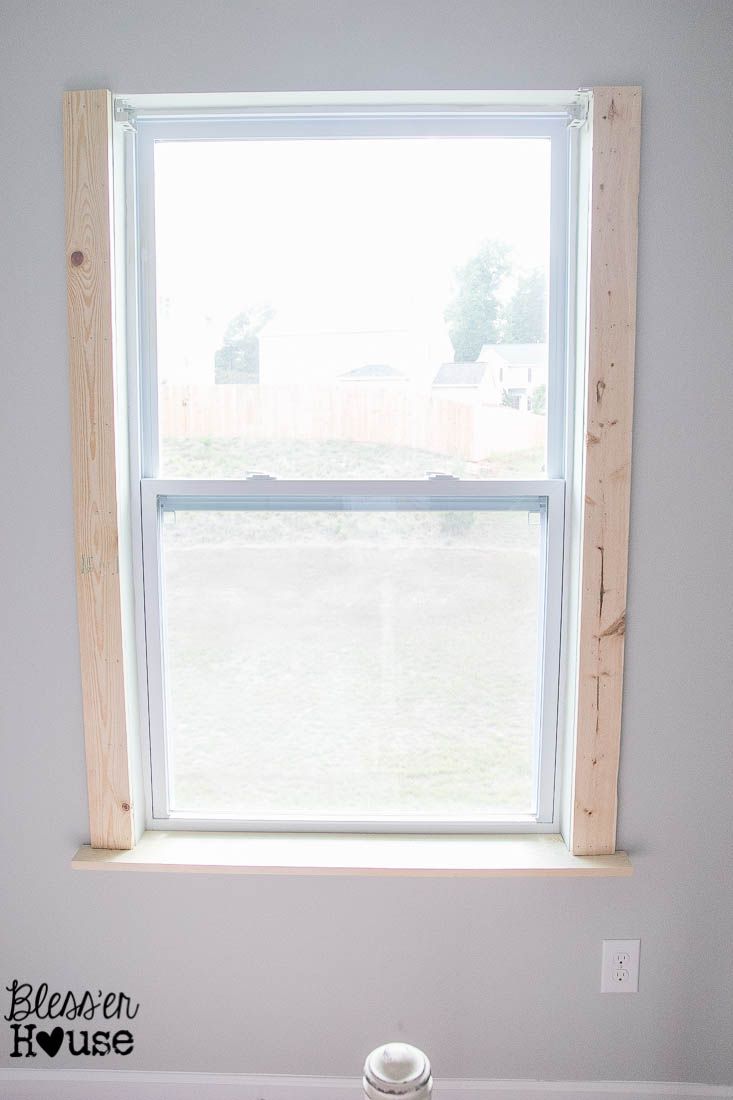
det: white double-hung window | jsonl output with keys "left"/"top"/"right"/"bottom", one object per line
{"left": 66, "top": 87, "right": 639, "bottom": 860}
{"left": 63, "top": 80, "right": 643, "bottom": 867}
{"left": 125, "top": 97, "right": 580, "bottom": 834}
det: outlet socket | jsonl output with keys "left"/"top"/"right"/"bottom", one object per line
{"left": 601, "top": 939, "right": 640, "bottom": 993}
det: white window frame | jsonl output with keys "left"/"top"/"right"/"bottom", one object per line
{"left": 64, "top": 87, "right": 640, "bottom": 869}
{"left": 131, "top": 104, "right": 571, "bottom": 834}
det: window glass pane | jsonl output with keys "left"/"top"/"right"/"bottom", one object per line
{"left": 153, "top": 136, "right": 550, "bottom": 480}
{"left": 161, "top": 507, "right": 541, "bottom": 819}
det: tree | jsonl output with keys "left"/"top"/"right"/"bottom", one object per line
{"left": 529, "top": 382, "right": 546, "bottom": 414}
{"left": 214, "top": 305, "right": 274, "bottom": 384}
{"left": 503, "top": 268, "right": 547, "bottom": 343}
{"left": 444, "top": 240, "right": 511, "bottom": 361}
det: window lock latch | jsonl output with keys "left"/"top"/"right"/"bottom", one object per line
{"left": 244, "top": 471, "right": 277, "bottom": 480}
{"left": 426, "top": 471, "right": 460, "bottom": 480}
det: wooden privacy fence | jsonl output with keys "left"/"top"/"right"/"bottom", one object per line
{"left": 160, "top": 384, "right": 544, "bottom": 461}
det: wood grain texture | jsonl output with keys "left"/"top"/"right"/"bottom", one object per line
{"left": 64, "top": 90, "right": 134, "bottom": 849}
{"left": 72, "top": 832, "right": 632, "bottom": 876}
{"left": 571, "top": 87, "right": 641, "bottom": 855}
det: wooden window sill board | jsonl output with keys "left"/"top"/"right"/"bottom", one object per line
{"left": 72, "top": 831, "right": 632, "bottom": 877}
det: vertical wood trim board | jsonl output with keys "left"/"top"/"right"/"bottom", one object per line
{"left": 571, "top": 87, "right": 642, "bottom": 855}
{"left": 64, "top": 89, "right": 135, "bottom": 849}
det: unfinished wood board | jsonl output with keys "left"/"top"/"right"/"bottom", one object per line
{"left": 571, "top": 86, "right": 641, "bottom": 855}
{"left": 64, "top": 89, "right": 134, "bottom": 849}
{"left": 72, "top": 832, "right": 632, "bottom": 876}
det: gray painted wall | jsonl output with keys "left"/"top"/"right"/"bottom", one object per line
{"left": 1, "top": 0, "right": 731, "bottom": 1085}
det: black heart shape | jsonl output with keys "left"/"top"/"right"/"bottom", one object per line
{"left": 36, "top": 1027, "right": 64, "bottom": 1057}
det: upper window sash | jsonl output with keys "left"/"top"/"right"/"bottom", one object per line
{"left": 130, "top": 108, "right": 572, "bottom": 481}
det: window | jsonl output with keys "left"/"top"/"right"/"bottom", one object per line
{"left": 65, "top": 88, "right": 640, "bottom": 865}
{"left": 135, "top": 104, "right": 568, "bottom": 832}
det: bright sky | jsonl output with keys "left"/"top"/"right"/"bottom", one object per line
{"left": 153, "top": 137, "right": 551, "bottom": 355}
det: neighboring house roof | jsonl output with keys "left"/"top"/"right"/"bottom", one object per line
{"left": 480, "top": 342, "right": 548, "bottom": 367}
{"left": 433, "top": 362, "right": 488, "bottom": 386}
{"left": 339, "top": 363, "right": 407, "bottom": 380}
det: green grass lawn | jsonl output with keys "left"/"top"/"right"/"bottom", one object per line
{"left": 161, "top": 436, "right": 545, "bottom": 480}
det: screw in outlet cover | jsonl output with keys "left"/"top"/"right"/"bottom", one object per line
{"left": 601, "top": 939, "right": 640, "bottom": 993}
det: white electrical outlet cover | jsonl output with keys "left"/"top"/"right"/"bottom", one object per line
{"left": 601, "top": 939, "right": 640, "bottom": 993}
